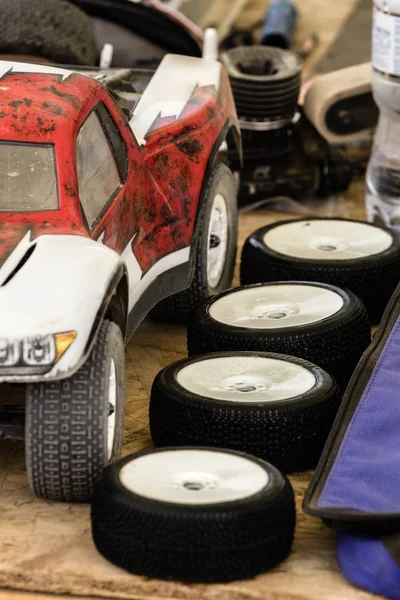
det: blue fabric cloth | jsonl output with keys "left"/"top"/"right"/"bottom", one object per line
{"left": 317, "top": 315, "right": 400, "bottom": 513}
{"left": 337, "top": 533, "right": 400, "bottom": 600}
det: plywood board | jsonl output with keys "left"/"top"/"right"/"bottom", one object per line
{"left": 0, "top": 180, "right": 376, "bottom": 600}
{"left": 0, "top": 0, "right": 373, "bottom": 598}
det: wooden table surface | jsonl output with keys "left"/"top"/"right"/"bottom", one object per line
{"left": 0, "top": 1, "right": 379, "bottom": 599}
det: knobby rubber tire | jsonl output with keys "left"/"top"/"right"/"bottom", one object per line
{"left": 25, "top": 320, "right": 125, "bottom": 503}
{"left": 91, "top": 447, "right": 296, "bottom": 582}
{"left": 187, "top": 283, "right": 371, "bottom": 386}
{"left": 150, "top": 352, "right": 341, "bottom": 473}
{"left": 0, "top": 0, "right": 97, "bottom": 64}
{"left": 241, "top": 219, "right": 400, "bottom": 323}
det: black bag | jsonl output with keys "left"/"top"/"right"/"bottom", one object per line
{"left": 71, "top": 0, "right": 203, "bottom": 66}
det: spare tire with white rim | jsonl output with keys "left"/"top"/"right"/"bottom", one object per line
{"left": 150, "top": 352, "right": 341, "bottom": 472}
{"left": 240, "top": 218, "right": 400, "bottom": 322}
{"left": 91, "top": 447, "right": 295, "bottom": 582}
{"left": 187, "top": 282, "right": 371, "bottom": 386}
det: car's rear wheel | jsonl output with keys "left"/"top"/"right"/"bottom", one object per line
{"left": 25, "top": 320, "right": 126, "bottom": 503}
{"left": 152, "top": 162, "right": 238, "bottom": 322}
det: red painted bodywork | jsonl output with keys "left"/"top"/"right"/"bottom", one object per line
{"left": 0, "top": 65, "right": 238, "bottom": 273}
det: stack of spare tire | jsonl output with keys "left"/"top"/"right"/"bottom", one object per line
{"left": 91, "top": 217, "right": 400, "bottom": 584}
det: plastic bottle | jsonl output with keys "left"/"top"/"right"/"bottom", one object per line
{"left": 366, "top": 0, "right": 400, "bottom": 228}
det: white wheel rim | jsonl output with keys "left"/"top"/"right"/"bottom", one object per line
{"left": 263, "top": 219, "right": 393, "bottom": 260}
{"left": 207, "top": 193, "right": 229, "bottom": 289}
{"left": 119, "top": 449, "right": 268, "bottom": 505}
{"left": 107, "top": 359, "right": 116, "bottom": 460}
{"left": 209, "top": 284, "right": 344, "bottom": 329}
{"left": 177, "top": 355, "right": 316, "bottom": 402}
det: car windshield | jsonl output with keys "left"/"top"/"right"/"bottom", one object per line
{"left": 0, "top": 143, "right": 58, "bottom": 212}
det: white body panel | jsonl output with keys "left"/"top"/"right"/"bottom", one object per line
{"left": 127, "top": 246, "right": 189, "bottom": 313}
{"left": 0, "top": 231, "right": 32, "bottom": 284}
{"left": 0, "top": 57, "right": 201, "bottom": 383}
{"left": 100, "top": 232, "right": 190, "bottom": 313}
{"left": 0, "top": 61, "right": 76, "bottom": 82}
{"left": 130, "top": 54, "right": 221, "bottom": 145}
{"left": 0, "top": 235, "right": 119, "bottom": 381}
{"left": 0, "top": 233, "right": 190, "bottom": 382}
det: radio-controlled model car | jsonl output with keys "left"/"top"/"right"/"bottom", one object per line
{"left": 0, "top": 53, "right": 240, "bottom": 502}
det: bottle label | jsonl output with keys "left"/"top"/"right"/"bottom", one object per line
{"left": 366, "top": 184, "right": 400, "bottom": 230}
{"left": 372, "top": 6, "right": 400, "bottom": 76}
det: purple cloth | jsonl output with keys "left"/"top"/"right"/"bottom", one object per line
{"left": 317, "top": 316, "right": 400, "bottom": 513}
{"left": 337, "top": 533, "right": 400, "bottom": 600}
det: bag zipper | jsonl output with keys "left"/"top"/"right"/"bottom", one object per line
{"left": 303, "top": 281, "right": 400, "bottom": 525}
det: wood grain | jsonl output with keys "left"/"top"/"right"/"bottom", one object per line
{"left": 0, "top": 1, "right": 376, "bottom": 599}
{"left": 0, "top": 183, "right": 375, "bottom": 600}
{"left": 0, "top": 593, "right": 115, "bottom": 600}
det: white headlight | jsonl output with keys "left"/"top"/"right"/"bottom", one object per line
{"left": 22, "top": 336, "right": 56, "bottom": 366}
{"left": 0, "top": 339, "right": 20, "bottom": 366}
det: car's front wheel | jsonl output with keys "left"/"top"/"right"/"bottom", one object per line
{"left": 25, "top": 320, "right": 126, "bottom": 503}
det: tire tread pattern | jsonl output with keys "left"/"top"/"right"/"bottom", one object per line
{"left": 150, "top": 363, "right": 341, "bottom": 472}
{"left": 187, "top": 299, "right": 371, "bottom": 386}
{"left": 26, "top": 321, "right": 113, "bottom": 502}
{"left": 91, "top": 462, "right": 295, "bottom": 582}
{"left": 1, "top": 0, "right": 97, "bottom": 65}
{"left": 241, "top": 228, "right": 400, "bottom": 321}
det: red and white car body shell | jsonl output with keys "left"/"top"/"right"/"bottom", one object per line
{"left": 0, "top": 55, "right": 239, "bottom": 382}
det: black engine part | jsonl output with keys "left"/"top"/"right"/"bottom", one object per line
{"left": 221, "top": 45, "right": 354, "bottom": 209}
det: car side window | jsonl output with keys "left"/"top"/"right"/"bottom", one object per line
{"left": 96, "top": 102, "right": 129, "bottom": 182}
{"left": 76, "top": 110, "right": 121, "bottom": 229}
